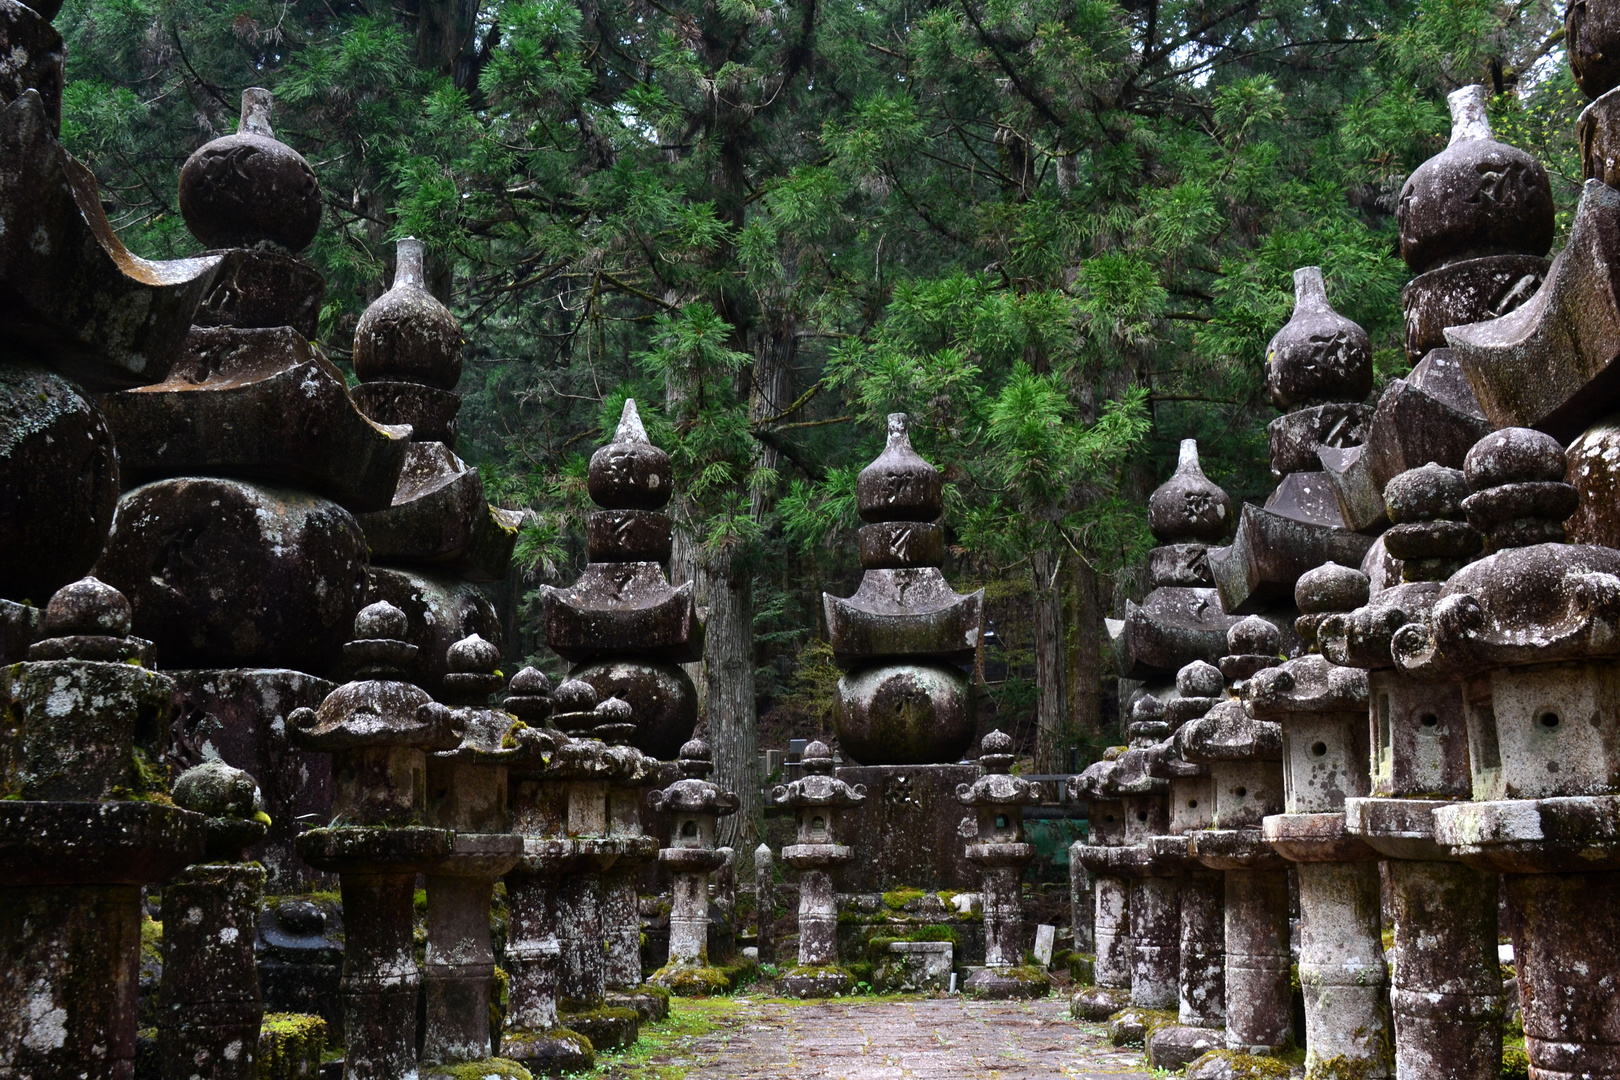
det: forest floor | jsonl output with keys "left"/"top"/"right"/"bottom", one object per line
{"left": 580, "top": 993, "right": 1155, "bottom": 1079}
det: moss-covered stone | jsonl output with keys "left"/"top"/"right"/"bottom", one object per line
{"left": 422, "top": 1058, "right": 534, "bottom": 1080}
{"left": 1185, "top": 1049, "right": 1296, "bottom": 1080}
{"left": 882, "top": 888, "right": 926, "bottom": 911}
{"left": 1104, "top": 1006, "right": 1178, "bottom": 1048}
{"left": 257, "top": 1013, "right": 327, "bottom": 1080}
{"left": 557, "top": 1005, "right": 639, "bottom": 1052}
{"left": 651, "top": 964, "right": 733, "bottom": 997}
{"left": 780, "top": 964, "right": 854, "bottom": 998}
{"left": 1501, "top": 1047, "right": 1530, "bottom": 1080}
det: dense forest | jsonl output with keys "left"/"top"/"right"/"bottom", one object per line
{"left": 59, "top": 0, "right": 1583, "bottom": 851}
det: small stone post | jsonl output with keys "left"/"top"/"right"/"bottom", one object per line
{"left": 289, "top": 602, "right": 462, "bottom": 1080}
{"left": 770, "top": 739, "right": 867, "bottom": 996}
{"left": 649, "top": 739, "right": 740, "bottom": 994}
{"left": 601, "top": 726, "right": 664, "bottom": 1022}
{"left": 1249, "top": 562, "right": 1391, "bottom": 1079}
{"left": 159, "top": 761, "right": 271, "bottom": 1080}
{"left": 959, "top": 730, "right": 1049, "bottom": 999}
{"left": 755, "top": 843, "right": 777, "bottom": 965}
{"left": 1070, "top": 753, "right": 1132, "bottom": 1018}
{"left": 1113, "top": 697, "right": 1181, "bottom": 1012}
{"left": 421, "top": 633, "right": 528, "bottom": 1074}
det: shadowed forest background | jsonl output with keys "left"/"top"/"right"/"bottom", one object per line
{"left": 59, "top": 0, "right": 1584, "bottom": 853}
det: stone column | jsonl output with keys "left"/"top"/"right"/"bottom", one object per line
{"left": 159, "top": 761, "right": 272, "bottom": 1080}
{"left": 601, "top": 738, "right": 663, "bottom": 1022}
{"left": 755, "top": 844, "right": 777, "bottom": 965}
{"left": 1175, "top": 867, "right": 1225, "bottom": 1028}
{"left": 1070, "top": 760, "right": 1132, "bottom": 1019}
{"left": 1068, "top": 848, "right": 1094, "bottom": 953}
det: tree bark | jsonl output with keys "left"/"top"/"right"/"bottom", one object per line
{"left": 1032, "top": 547, "right": 1070, "bottom": 773}
{"left": 704, "top": 544, "right": 760, "bottom": 854}
{"left": 1069, "top": 551, "right": 1103, "bottom": 745}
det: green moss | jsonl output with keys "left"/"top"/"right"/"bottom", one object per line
{"left": 140, "top": 915, "right": 162, "bottom": 965}
{"left": 1502, "top": 1047, "right": 1530, "bottom": 1080}
{"left": 1310, "top": 1055, "right": 1380, "bottom": 1080}
{"left": 881, "top": 888, "right": 926, "bottom": 911}
{"left": 651, "top": 964, "right": 732, "bottom": 997}
{"left": 257, "top": 1012, "right": 327, "bottom": 1080}
{"left": 1185, "top": 1050, "right": 1295, "bottom": 1079}
{"left": 425, "top": 1057, "right": 534, "bottom": 1080}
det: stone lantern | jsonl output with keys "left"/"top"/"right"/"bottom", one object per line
{"left": 421, "top": 633, "right": 529, "bottom": 1076}
{"left": 289, "top": 601, "right": 462, "bottom": 1080}
{"left": 1070, "top": 751, "right": 1132, "bottom": 1018}
{"left": 769, "top": 739, "right": 867, "bottom": 997}
{"left": 0, "top": 578, "right": 206, "bottom": 1080}
{"left": 958, "top": 730, "right": 1049, "bottom": 999}
{"left": 159, "top": 760, "right": 272, "bottom": 1080}
{"left": 1387, "top": 428, "right": 1620, "bottom": 1078}
{"left": 1108, "top": 701, "right": 1181, "bottom": 1015}
{"left": 649, "top": 739, "right": 740, "bottom": 994}
{"left": 1321, "top": 461, "right": 1504, "bottom": 1080}
{"left": 1181, "top": 617, "right": 1292, "bottom": 1057}
{"left": 1249, "top": 563, "right": 1391, "bottom": 1079}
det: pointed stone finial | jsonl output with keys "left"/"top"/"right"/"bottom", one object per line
{"left": 856, "top": 413, "right": 944, "bottom": 523}
{"left": 1147, "top": 439, "right": 1231, "bottom": 542}
{"left": 587, "top": 398, "right": 674, "bottom": 510}
{"left": 178, "top": 87, "right": 322, "bottom": 253}
{"left": 1264, "top": 267, "right": 1372, "bottom": 410}
{"left": 1447, "top": 85, "right": 1493, "bottom": 145}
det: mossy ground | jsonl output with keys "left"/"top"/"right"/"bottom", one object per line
{"left": 574, "top": 996, "right": 745, "bottom": 1078}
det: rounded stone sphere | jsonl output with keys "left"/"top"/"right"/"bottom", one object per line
{"left": 94, "top": 477, "right": 368, "bottom": 674}
{"left": 178, "top": 90, "right": 322, "bottom": 253}
{"left": 1176, "top": 659, "right": 1224, "bottom": 698}
{"left": 834, "top": 662, "right": 974, "bottom": 766}
{"left": 42, "top": 576, "right": 131, "bottom": 637}
{"left": 1294, "top": 561, "right": 1370, "bottom": 614}
{"left": 0, "top": 363, "right": 119, "bottom": 604}
{"left": 352, "top": 239, "right": 463, "bottom": 390}
{"left": 570, "top": 658, "right": 697, "bottom": 761}
{"left": 1385, "top": 462, "right": 1469, "bottom": 523}
{"left": 1464, "top": 427, "right": 1567, "bottom": 491}
{"left": 365, "top": 567, "right": 503, "bottom": 690}
{"left": 1226, "top": 614, "right": 1281, "bottom": 657}
{"left": 447, "top": 632, "right": 499, "bottom": 674}
{"left": 1264, "top": 267, "right": 1372, "bottom": 409}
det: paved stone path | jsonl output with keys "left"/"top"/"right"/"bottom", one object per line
{"left": 612, "top": 995, "right": 1155, "bottom": 1079}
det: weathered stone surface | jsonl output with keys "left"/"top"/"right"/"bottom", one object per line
{"left": 1567, "top": 413, "right": 1620, "bottom": 548}
{"left": 1397, "top": 85, "right": 1554, "bottom": 273}
{"left": 544, "top": 562, "right": 702, "bottom": 663}
{"left": 166, "top": 669, "right": 335, "bottom": 889}
{"left": 1245, "top": 656, "right": 1369, "bottom": 815}
{"left": 353, "top": 238, "right": 462, "bottom": 390}
{"left": 1266, "top": 402, "right": 1370, "bottom": 479}
{"left": 1570, "top": 0, "right": 1620, "bottom": 98}
{"left": 1446, "top": 180, "right": 1620, "bottom": 441}
{"left": 0, "top": 0, "right": 62, "bottom": 133}
{"left": 3, "top": 657, "right": 170, "bottom": 801}
{"left": 191, "top": 246, "right": 324, "bottom": 339}
{"left": 834, "top": 661, "right": 974, "bottom": 765}
{"left": 825, "top": 567, "right": 984, "bottom": 665}
{"left": 588, "top": 399, "right": 672, "bottom": 510}
{"left": 1116, "top": 587, "right": 1239, "bottom": 680}
{"left": 834, "top": 764, "right": 979, "bottom": 891}
{"left": 1294, "top": 860, "right": 1391, "bottom": 1076}
{"left": 1218, "top": 868, "right": 1292, "bottom": 1053}
{"left": 568, "top": 658, "right": 696, "bottom": 762}
{"left": 365, "top": 567, "right": 502, "bottom": 693}
{"left": 1148, "top": 543, "right": 1216, "bottom": 587}
{"left": 1211, "top": 501, "right": 1373, "bottom": 615}
{"left": 1579, "top": 85, "right": 1620, "bottom": 191}
{"left": 589, "top": 509, "right": 674, "bottom": 564}
{"left": 1147, "top": 1023, "right": 1223, "bottom": 1069}
{"left": 356, "top": 442, "right": 519, "bottom": 580}
{"left": 1149, "top": 440, "right": 1232, "bottom": 542}
{"left": 178, "top": 89, "right": 322, "bottom": 253}
{"left": 0, "top": 363, "right": 120, "bottom": 603}
{"left": 350, "top": 380, "right": 460, "bottom": 445}
{"left": 1175, "top": 868, "right": 1225, "bottom": 1028}
{"left": 157, "top": 862, "right": 266, "bottom": 1080}
{"left": 1264, "top": 267, "right": 1372, "bottom": 409}
{"left": 1401, "top": 253, "right": 1548, "bottom": 361}
{"left": 857, "top": 519, "right": 945, "bottom": 569}
{"left": 0, "top": 90, "right": 221, "bottom": 390}
{"left": 96, "top": 478, "right": 368, "bottom": 674}
{"left": 101, "top": 326, "right": 410, "bottom": 512}
{"left": 857, "top": 413, "right": 942, "bottom": 522}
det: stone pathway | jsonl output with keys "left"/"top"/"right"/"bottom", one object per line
{"left": 601, "top": 995, "right": 1155, "bottom": 1079}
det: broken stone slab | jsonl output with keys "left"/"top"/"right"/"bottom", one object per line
{"left": 356, "top": 441, "right": 520, "bottom": 580}
{"left": 543, "top": 562, "right": 703, "bottom": 663}
{"left": 824, "top": 566, "right": 984, "bottom": 664}
{"left": 1401, "top": 254, "right": 1548, "bottom": 362}
{"left": 0, "top": 362, "right": 120, "bottom": 603}
{"left": 100, "top": 325, "right": 410, "bottom": 512}
{"left": 1210, "top": 501, "right": 1373, "bottom": 615}
{"left": 95, "top": 477, "right": 369, "bottom": 675}
{"left": 0, "top": 90, "right": 222, "bottom": 390}
{"left": 191, "top": 246, "right": 324, "bottom": 339}
{"left": 1446, "top": 179, "right": 1620, "bottom": 442}
{"left": 1266, "top": 402, "right": 1370, "bottom": 479}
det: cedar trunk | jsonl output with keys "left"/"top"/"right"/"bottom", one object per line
{"left": 705, "top": 545, "right": 760, "bottom": 854}
{"left": 1068, "top": 551, "right": 1103, "bottom": 741}
{"left": 1032, "top": 548, "right": 1070, "bottom": 773}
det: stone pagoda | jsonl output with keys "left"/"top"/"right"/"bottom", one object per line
{"left": 648, "top": 739, "right": 740, "bottom": 995}
{"left": 542, "top": 399, "right": 702, "bottom": 759}
{"left": 824, "top": 413, "right": 987, "bottom": 892}
{"left": 958, "top": 730, "right": 1048, "bottom": 998}
{"left": 288, "top": 601, "right": 462, "bottom": 1080}
{"left": 351, "top": 237, "right": 518, "bottom": 694}
{"left": 92, "top": 89, "right": 415, "bottom": 888}
{"left": 770, "top": 740, "right": 868, "bottom": 997}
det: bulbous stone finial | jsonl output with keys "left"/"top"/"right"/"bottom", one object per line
{"left": 1131, "top": 694, "right": 1166, "bottom": 723}
{"left": 586, "top": 399, "right": 674, "bottom": 510}
{"left": 801, "top": 739, "right": 835, "bottom": 773}
{"left": 1177, "top": 660, "right": 1224, "bottom": 698}
{"left": 1227, "top": 614, "right": 1281, "bottom": 657}
{"left": 554, "top": 677, "right": 600, "bottom": 714}
{"left": 504, "top": 666, "right": 554, "bottom": 724}
{"left": 354, "top": 600, "right": 408, "bottom": 641}
{"left": 446, "top": 632, "right": 499, "bottom": 674}
{"left": 1294, "top": 562, "right": 1370, "bottom": 614}
{"left": 1147, "top": 439, "right": 1231, "bottom": 542}
{"left": 1461, "top": 428, "right": 1578, "bottom": 549}
{"left": 42, "top": 576, "right": 131, "bottom": 637}
{"left": 178, "top": 88, "right": 323, "bottom": 253}
{"left": 352, "top": 237, "right": 464, "bottom": 391}
{"left": 678, "top": 738, "right": 714, "bottom": 778}
{"left": 1397, "top": 86, "right": 1555, "bottom": 273}
{"left": 1264, "top": 267, "right": 1373, "bottom": 410}
{"left": 594, "top": 696, "right": 632, "bottom": 721}
{"left": 977, "top": 729, "right": 1015, "bottom": 773}
{"left": 856, "top": 414, "right": 944, "bottom": 523}
{"left": 172, "top": 759, "right": 263, "bottom": 820}
{"left": 1386, "top": 462, "right": 1470, "bottom": 524}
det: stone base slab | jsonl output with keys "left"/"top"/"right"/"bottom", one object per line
{"left": 558, "top": 1006, "right": 638, "bottom": 1052}
{"left": 1147, "top": 1023, "right": 1224, "bottom": 1068}
{"left": 1434, "top": 794, "right": 1620, "bottom": 872}
{"left": 1344, "top": 797, "right": 1457, "bottom": 861}
{"left": 963, "top": 965, "right": 1049, "bottom": 999}
{"left": 1262, "top": 811, "right": 1379, "bottom": 863}
{"left": 501, "top": 1027, "right": 594, "bottom": 1076}
{"left": 1187, "top": 829, "right": 1288, "bottom": 871}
